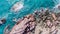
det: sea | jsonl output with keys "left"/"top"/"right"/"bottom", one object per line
{"left": 0, "top": 0, "right": 59, "bottom": 34}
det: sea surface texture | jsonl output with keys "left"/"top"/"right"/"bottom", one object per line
{"left": 0, "top": 0, "right": 59, "bottom": 34}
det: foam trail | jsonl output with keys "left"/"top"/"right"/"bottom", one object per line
{"left": 51, "top": 0, "right": 60, "bottom": 13}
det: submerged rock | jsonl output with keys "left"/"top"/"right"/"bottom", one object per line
{"left": 0, "top": 18, "right": 6, "bottom": 25}
{"left": 11, "top": 2, "right": 23, "bottom": 12}
{"left": 4, "top": 24, "right": 11, "bottom": 34}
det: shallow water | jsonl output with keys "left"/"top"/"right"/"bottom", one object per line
{"left": 0, "top": 0, "right": 59, "bottom": 34}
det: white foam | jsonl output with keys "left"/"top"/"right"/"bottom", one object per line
{"left": 53, "top": 4, "right": 60, "bottom": 13}
{"left": 54, "top": 4, "right": 60, "bottom": 8}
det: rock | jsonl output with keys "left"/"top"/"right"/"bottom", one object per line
{"left": 1, "top": 19, "right": 6, "bottom": 23}
{"left": 0, "top": 18, "right": 6, "bottom": 25}
{"left": 9, "top": 8, "right": 60, "bottom": 34}
{"left": 11, "top": 2, "right": 23, "bottom": 12}
{"left": 9, "top": 15, "right": 36, "bottom": 34}
{"left": 58, "top": 5, "right": 60, "bottom": 10}
{"left": 4, "top": 24, "right": 10, "bottom": 34}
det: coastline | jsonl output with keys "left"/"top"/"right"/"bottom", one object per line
{"left": 9, "top": 9, "right": 60, "bottom": 34}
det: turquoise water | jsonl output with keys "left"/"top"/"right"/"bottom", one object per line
{"left": 0, "top": 0, "right": 59, "bottom": 34}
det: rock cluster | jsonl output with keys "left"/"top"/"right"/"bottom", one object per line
{"left": 9, "top": 8, "right": 60, "bottom": 34}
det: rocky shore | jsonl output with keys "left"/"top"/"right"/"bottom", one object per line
{"left": 9, "top": 8, "right": 60, "bottom": 34}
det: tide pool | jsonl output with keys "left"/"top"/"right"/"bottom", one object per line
{"left": 0, "top": 0, "right": 59, "bottom": 34}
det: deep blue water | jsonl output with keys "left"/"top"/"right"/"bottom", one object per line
{"left": 0, "top": 0, "right": 59, "bottom": 34}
